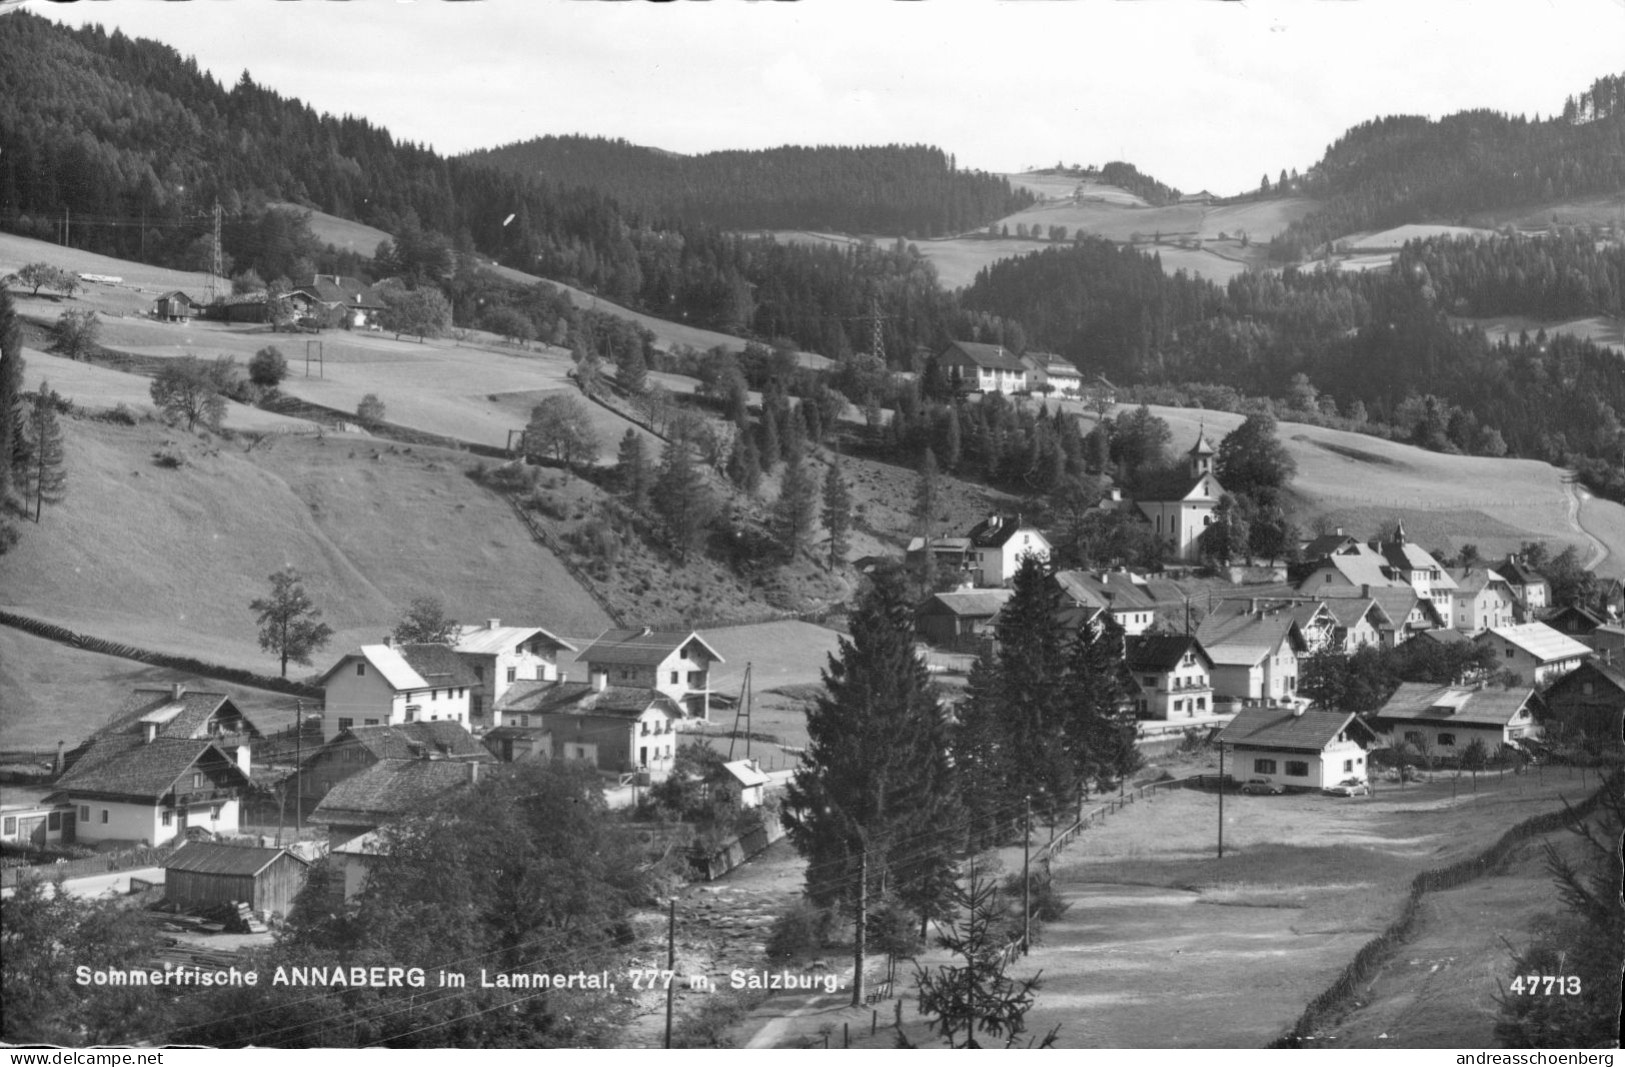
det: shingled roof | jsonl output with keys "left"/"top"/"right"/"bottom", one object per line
{"left": 1195, "top": 608, "right": 1306, "bottom": 667}
{"left": 452, "top": 622, "right": 576, "bottom": 657}
{"left": 1372, "top": 683, "right": 1539, "bottom": 728}
{"left": 1218, "top": 707, "right": 1377, "bottom": 752}
{"left": 1124, "top": 634, "right": 1211, "bottom": 673}
{"left": 1477, "top": 623, "right": 1592, "bottom": 664}
{"left": 309, "top": 758, "right": 480, "bottom": 826}
{"left": 55, "top": 737, "right": 246, "bottom": 801}
{"left": 579, "top": 628, "right": 723, "bottom": 668}
{"left": 327, "top": 721, "right": 494, "bottom": 762}
{"left": 939, "top": 340, "right": 1028, "bottom": 373}
{"left": 398, "top": 643, "right": 480, "bottom": 689}
{"left": 93, "top": 686, "right": 260, "bottom": 743}
{"left": 918, "top": 589, "right": 1012, "bottom": 618}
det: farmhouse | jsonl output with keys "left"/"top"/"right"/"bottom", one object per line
{"left": 318, "top": 640, "right": 478, "bottom": 736}
{"left": 1319, "top": 596, "right": 1395, "bottom": 651}
{"left": 1494, "top": 556, "right": 1550, "bottom": 619}
{"left": 915, "top": 588, "right": 1012, "bottom": 651}
{"left": 1052, "top": 568, "right": 1174, "bottom": 636}
{"left": 1018, "top": 352, "right": 1083, "bottom": 397}
{"left": 964, "top": 514, "right": 1050, "bottom": 587}
{"left": 299, "top": 721, "right": 493, "bottom": 809}
{"left": 1, "top": 791, "right": 77, "bottom": 849}
{"left": 309, "top": 756, "right": 486, "bottom": 847}
{"left": 936, "top": 340, "right": 1029, "bottom": 395}
{"left": 70, "top": 683, "right": 261, "bottom": 777}
{"left": 1196, "top": 602, "right": 1308, "bottom": 705}
{"left": 451, "top": 619, "right": 576, "bottom": 726}
{"left": 1371, "top": 683, "right": 1543, "bottom": 757}
{"left": 1473, "top": 623, "right": 1590, "bottom": 686}
{"left": 51, "top": 737, "right": 249, "bottom": 847}
{"left": 164, "top": 841, "right": 310, "bottom": 920}
{"left": 1124, "top": 634, "right": 1215, "bottom": 720}
{"left": 1540, "top": 661, "right": 1625, "bottom": 748}
{"left": 905, "top": 535, "right": 974, "bottom": 580}
{"left": 1218, "top": 707, "right": 1378, "bottom": 792}
{"left": 1134, "top": 430, "right": 1223, "bottom": 562}
{"left": 290, "top": 274, "right": 388, "bottom": 329}
{"left": 1543, "top": 604, "right": 1607, "bottom": 641}
{"left": 493, "top": 676, "right": 680, "bottom": 779}
{"left": 578, "top": 628, "right": 723, "bottom": 722}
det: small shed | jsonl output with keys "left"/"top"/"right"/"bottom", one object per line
{"left": 153, "top": 291, "right": 199, "bottom": 322}
{"left": 164, "top": 841, "right": 310, "bottom": 919}
{"left": 721, "top": 759, "right": 770, "bottom": 809}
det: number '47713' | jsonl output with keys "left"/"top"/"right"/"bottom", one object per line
{"left": 1508, "top": 975, "right": 1580, "bottom": 995}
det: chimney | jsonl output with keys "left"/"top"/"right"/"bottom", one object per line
{"left": 487, "top": 619, "right": 501, "bottom": 630}
{"left": 1335, "top": 527, "right": 1344, "bottom": 536}
{"left": 1361, "top": 584, "right": 1370, "bottom": 597}
{"left": 143, "top": 721, "right": 159, "bottom": 744}
{"left": 171, "top": 681, "right": 185, "bottom": 701}
{"left": 591, "top": 669, "right": 608, "bottom": 693}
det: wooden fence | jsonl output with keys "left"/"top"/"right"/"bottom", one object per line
{"left": 1268, "top": 771, "right": 1620, "bottom": 1047}
{"left": 0, "top": 610, "right": 322, "bottom": 699}
{"left": 2, "top": 843, "right": 177, "bottom": 888}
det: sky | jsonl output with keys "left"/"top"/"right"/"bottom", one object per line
{"left": 33, "top": 0, "right": 1625, "bottom": 196}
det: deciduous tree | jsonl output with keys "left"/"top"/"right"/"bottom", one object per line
{"left": 248, "top": 345, "right": 287, "bottom": 387}
{"left": 356, "top": 393, "right": 386, "bottom": 422}
{"left": 523, "top": 394, "right": 599, "bottom": 467}
{"left": 250, "top": 566, "right": 335, "bottom": 677}
{"left": 149, "top": 355, "right": 232, "bottom": 431}
{"left": 47, "top": 308, "right": 99, "bottom": 361}
{"left": 392, "top": 596, "right": 459, "bottom": 644}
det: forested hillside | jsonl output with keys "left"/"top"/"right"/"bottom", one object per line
{"left": 1269, "top": 73, "right": 1625, "bottom": 260}
{"left": 461, "top": 136, "right": 1033, "bottom": 236}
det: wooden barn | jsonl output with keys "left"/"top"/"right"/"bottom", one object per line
{"left": 164, "top": 841, "right": 310, "bottom": 919}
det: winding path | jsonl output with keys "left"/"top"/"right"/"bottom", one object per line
{"left": 1560, "top": 474, "right": 1610, "bottom": 573}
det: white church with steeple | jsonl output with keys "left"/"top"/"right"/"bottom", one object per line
{"left": 1134, "top": 428, "right": 1225, "bottom": 561}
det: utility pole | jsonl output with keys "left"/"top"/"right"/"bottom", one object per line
{"left": 1217, "top": 741, "right": 1225, "bottom": 859}
{"left": 664, "top": 898, "right": 676, "bottom": 1048}
{"left": 851, "top": 850, "right": 867, "bottom": 1008}
{"left": 294, "top": 700, "right": 303, "bottom": 833}
{"left": 1022, "top": 795, "right": 1032, "bottom": 955}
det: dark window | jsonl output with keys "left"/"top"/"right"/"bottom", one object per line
{"left": 2, "top": 817, "right": 13, "bottom": 835}
{"left": 338, "top": 717, "right": 354, "bottom": 732}
{"left": 1253, "top": 758, "right": 1277, "bottom": 774}
{"left": 356, "top": 662, "right": 366, "bottom": 676}
{"left": 100, "top": 809, "right": 109, "bottom": 824}
{"left": 79, "top": 806, "right": 90, "bottom": 821}
{"left": 1285, "top": 761, "right": 1309, "bottom": 777}
{"left": 47, "top": 812, "right": 60, "bottom": 831}
{"left": 507, "top": 667, "right": 517, "bottom": 683}
{"left": 670, "top": 671, "right": 679, "bottom": 684}
{"left": 161, "top": 811, "right": 172, "bottom": 827}
{"left": 1437, "top": 733, "right": 1456, "bottom": 747}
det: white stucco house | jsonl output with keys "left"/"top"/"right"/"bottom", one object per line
{"left": 318, "top": 640, "right": 478, "bottom": 736}
{"left": 1218, "top": 706, "right": 1379, "bottom": 791}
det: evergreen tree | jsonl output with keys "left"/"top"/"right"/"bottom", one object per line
{"left": 725, "top": 429, "right": 762, "bottom": 495}
{"left": 22, "top": 381, "right": 65, "bottom": 522}
{"left": 615, "top": 428, "right": 651, "bottom": 509}
{"left": 988, "top": 553, "right": 1075, "bottom": 820}
{"left": 1061, "top": 614, "right": 1139, "bottom": 793}
{"left": 616, "top": 343, "right": 648, "bottom": 395}
{"left": 914, "top": 447, "right": 941, "bottom": 537}
{"left": 771, "top": 451, "right": 819, "bottom": 560}
{"left": 654, "top": 436, "right": 715, "bottom": 563}
{"left": 757, "top": 404, "right": 781, "bottom": 474}
{"left": 821, "top": 453, "right": 852, "bottom": 570}
{"left": 952, "top": 650, "right": 1018, "bottom": 848}
{"left": 782, "top": 568, "right": 960, "bottom": 955}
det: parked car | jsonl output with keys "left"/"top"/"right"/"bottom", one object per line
{"left": 1323, "top": 777, "right": 1369, "bottom": 797}
{"left": 1240, "top": 777, "right": 1284, "bottom": 795}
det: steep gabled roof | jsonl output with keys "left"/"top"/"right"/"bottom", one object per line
{"left": 93, "top": 687, "right": 260, "bottom": 743}
{"left": 1302, "top": 533, "right": 1361, "bottom": 561}
{"left": 1448, "top": 567, "right": 1514, "bottom": 597}
{"left": 579, "top": 628, "right": 724, "bottom": 667}
{"left": 1544, "top": 604, "right": 1606, "bottom": 634}
{"left": 166, "top": 841, "right": 307, "bottom": 877}
{"left": 1373, "top": 683, "right": 1538, "bottom": 727}
{"left": 1477, "top": 623, "right": 1592, "bottom": 664}
{"left": 966, "top": 515, "right": 1043, "bottom": 549}
{"left": 1494, "top": 559, "right": 1549, "bottom": 589}
{"left": 1134, "top": 469, "right": 1217, "bottom": 504}
{"left": 722, "top": 759, "right": 770, "bottom": 789}
{"left": 1320, "top": 597, "right": 1394, "bottom": 632}
{"left": 1124, "top": 634, "right": 1212, "bottom": 673}
{"left": 1196, "top": 609, "right": 1306, "bottom": 666}
{"left": 1543, "top": 660, "right": 1625, "bottom": 701}
{"left": 1053, "top": 569, "right": 1161, "bottom": 613}
{"left": 320, "top": 645, "right": 428, "bottom": 691}
{"left": 1218, "top": 707, "right": 1376, "bottom": 752}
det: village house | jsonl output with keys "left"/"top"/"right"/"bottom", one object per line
{"left": 79, "top": 683, "right": 261, "bottom": 768}
{"left": 1196, "top": 602, "right": 1308, "bottom": 705}
{"left": 1134, "top": 430, "right": 1224, "bottom": 562}
{"left": 1446, "top": 566, "right": 1519, "bottom": 634}
{"left": 1495, "top": 555, "right": 1551, "bottom": 620}
{"left": 164, "top": 841, "right": 311, "bottom": 921}
{"left": 492, "top": 673, "right": 681, "bottom": 779}
{"left": 309, "top": 755, "right": 486, "bottom": 847}
{"left": 904, "top": 535, "right": 974, "bottom": 581}
{"left": 577, "top": 628, "right": 724, "bottom": 722}
{"left": 290, "top": 275, "right": 388, "bottom": 329}
{"left": 299, "top": 721, "right": 493, "bottom": 810}
{"left": 1124, "top": 634, "right": 1215, "bottom": 720}
{"left": 0, "top": 790, "right": 77, "bottom": 850}
{"left": 152, "top": 290, "right": 200, "bottom": 322}
{"left": 1218, "top": 707, "right": 1378, "bottom": 792}
{"left": 936, "top": 340, "right": 1030, "bottom": 395}
{"left": 1320, "top": 595, "right": 1396, "bottom": 651}
{"left": 50, "top": 737, "right": 250, "bottom": 847}
{"left": 964, "top": 514, "right": 1050, "bottom": 587}
{"left": 1018, "top": 351, "right": 1083, "bottom": 397}
{"left": 1596, "top": 577, "right": 1625, "bottom": 622}
{"left": 915, "top": 588, "right": 1012, "bottom": 652}
{"left": 1539, "top": 661, "right": 1625, "bottom": 748}
{"left": 318, "top": 639, "right": 478, "bottom": 736}
{"left": 1300, "top": 527, "right": 1361, "bottom": 561}
{"left": 1371, "top": 683, "right": 1544, "bottom": 758}
{"left": 1473, "top": 623, "right": 1591, "bottom": 686}
{"left": 1543, "top": 604, "right": 1608, "bottom": 642}
{"left": 1293, "top": 523, "right": 1456, "bottom": 625}
{"left": 451, "top": 619, "right": 576, "bottom": 726}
